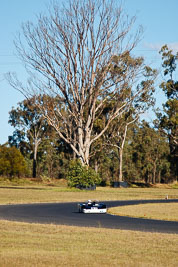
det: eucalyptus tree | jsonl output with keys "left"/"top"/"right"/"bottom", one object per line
{"left": 92, "top": 63, "right": 156, "bottom": 183}
{"left": 130, "top": 121, "right": 170, "bottom": 184}
{"left": 8, "top": 96, "right": 50, "bottom": 178}
{"left": 7, "top": 0, "right": 157, "bottom": 166}
{"left": 159, "top": 45, "right": 178, "bottom": 181}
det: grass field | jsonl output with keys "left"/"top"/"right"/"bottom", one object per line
{"left": 108, "top": 203, "right": 178, "bottom": 221}
{"left": 0, "top": 178, "right": 178, "bottom": 204}
{"left": 0, "top": 178, "right": 178, "bottom": 266}
{"left": 0, "top": 220, "right": 178, "bottom": 267}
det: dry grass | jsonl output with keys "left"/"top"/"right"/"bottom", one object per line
{"left": 0, "top": 220, "right": 178, "bottom": 267}
{"left": 0, "top": 183, "right": 177, "bottom": 205}
{"left": 108, "top": 203, "right": 178, "bottom": 221}
{"left": 0, "top": 179, "right": 178, "bottom": 266}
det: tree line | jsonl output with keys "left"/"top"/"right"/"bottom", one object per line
{"left": 1, "top": 0, "right": 177, "bottom": 185}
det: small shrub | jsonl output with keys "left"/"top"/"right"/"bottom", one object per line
{"left": 40, "top": 175, "right": 52, "bottom": 184}
{"left": 67, "top": 160, "right": 101, "bottom": 189}
{"left": 0, "top": 146, "right": 27, "bottom": 178}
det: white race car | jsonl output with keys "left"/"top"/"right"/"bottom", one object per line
{"left": 78, "top": 200, "right": 107, "bottom": 214}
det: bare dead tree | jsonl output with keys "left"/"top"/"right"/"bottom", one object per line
{"left": 7, "top": 0, "right": 156, "bottom": 166}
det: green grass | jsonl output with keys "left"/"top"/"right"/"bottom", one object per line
{"left": 0, "top": 220, "right": 178, "bottom": 267}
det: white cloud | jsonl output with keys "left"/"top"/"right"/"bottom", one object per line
{"left": 143, "top": 42, "right": 178, "bottom": 53}
{"left": 168, "top": 43, "right": 178, "bottom": 53}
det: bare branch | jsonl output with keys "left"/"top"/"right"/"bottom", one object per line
{"left": 7, "top": 0, "right": 156, "bottom": 165}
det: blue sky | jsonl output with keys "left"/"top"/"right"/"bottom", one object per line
{"left": 0, "top": 0, "right": 178, "bottom": 144}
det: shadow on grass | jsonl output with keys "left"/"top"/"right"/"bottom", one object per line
{"left": 129, "top": 182, "right": 153, "bottom": 188}
{"left": 0, "top": 186, "right": 48, "bottom": 190}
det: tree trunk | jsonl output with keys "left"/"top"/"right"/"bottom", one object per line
{"left": 152, "top": 162, "right": 156, "bottom": 184}
{"left": 33, "top": 139, "right": 39, "bottom": 178}
{"left": 158, "top": 170, "right": 161, "bottom": 183}
{"left": 145, "top": 171, "right": 148, "bottom": 184}
{"left": 78, "top": 126, "right": 91, "bottom": 166}
{"left": 118, "top": 124, "right": 129, "bottom": 183}
{"left": 73, "top": 150, "right": 76, "bottom": 160}
{"left": 119, "top": 147, "right": 123, "bottom": 182}
{"left": 33, "top": 159, "right": 37, "bottom": 178}
{"left": 94, "top": 159, "right": 98, "bottom": 173}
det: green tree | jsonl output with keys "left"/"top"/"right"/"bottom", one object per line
{"left": 130, "top": 121, "right": 170, "bottom": 183}
{"left": 122, "top": 125, "right": 141, "bottom": 182}
{"left": 91, "top": 63, "right": 156, "bottom": 184}
{"left": 37, "top": 132, "right": 73, "bottom": 179}
{"left": 159, "top": 45, "right": 178, "bottom": 181}
{"left": 67, "top": 160, "right": 101, "bottom": 188}
{"left": 8, "top": 96, "right": 50, "bottom": 178}
{"left": 0, "top": 145, "right": 27, "bottom": 177}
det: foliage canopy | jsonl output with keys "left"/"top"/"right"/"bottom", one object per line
{"left": 0, "top": 146, "right": 27, "bottom": 177}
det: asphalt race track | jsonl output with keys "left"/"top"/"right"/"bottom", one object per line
{"left": 0, "top": 199, "right": 178, "bottom": 233}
